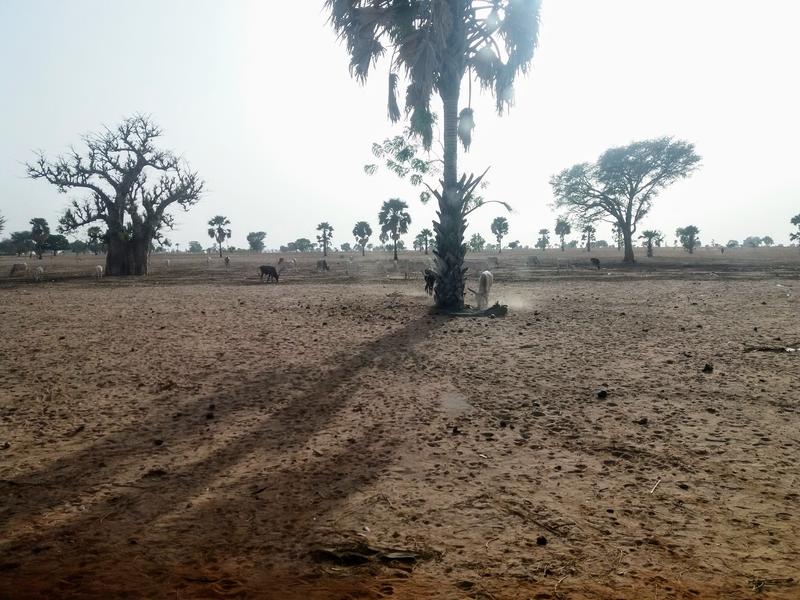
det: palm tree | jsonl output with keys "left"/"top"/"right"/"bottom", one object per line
{"left": 640, "top": 230, "right": 662, "bottom": 257}
{"left": 790, "top": 214, "right": 800, "bottom": 247}
{"left": 326, "top": 1, "right": 542, "bottom": 310}
{"left": 378, "top": 198, "right": 411, "bottom": 261}
{"left": 417, "top": 228, "right": 434, "bottom": 254}
{"left": 207, "top": 216, "right": 231, "bottom": 257}
{"left": 0, "top": 211, "right": 5, "bottom": 235}
{"left": 490, "top": 217, "right": 508, "bottom": 253}
{"left": 554, "top": 218, "right": 571, "bottom": 251}
{"left": 317, "top": 222, "right": 334, "bottom": 257}
{"left": 352, "top": 221, "right": 372, "bottom": 256}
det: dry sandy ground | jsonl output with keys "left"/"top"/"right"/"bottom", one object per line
{"left": 1, "top": 265, "right": 799, "bottom": 599}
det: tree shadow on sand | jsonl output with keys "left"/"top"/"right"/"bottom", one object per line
{"left": 0, "top": 313, "right": 448, "bottom": 598}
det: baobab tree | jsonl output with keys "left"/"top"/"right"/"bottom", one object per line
{"left": 554, "top": 218, "right": 571, "bottom": 251}
{"left": 491, "top": 217, "right": 508, "bottom": 253}
{"left": 246, "top": 231, "right": 267, "bottom": 253}
{"left": 378, "top": 199, "right": 411, "bottom": 261}
{"left": 327, "top": 0, "right": 542, "bottom": 310}
{"left": 352, "top": 221, "right": 372, "bottom": 256}
{"left": 208, "top": 216, "right": 231, "bottom": 257}
{"left": 317, "top": 222, "right": 334, "bottom": 257}
{"left": 676, "top": 225, "right": 701, "bottom": 253}
{"left": 415, "top": 228, "right": 434, "bottom": 254}
{"left": 551, "top": 137, "right": 701, "bottom": 263}
{"left": 639, "top": 230, "right": 663, "bottom": 257}
{"left": 27, "top": 115, "right": 203, "bottom": 275}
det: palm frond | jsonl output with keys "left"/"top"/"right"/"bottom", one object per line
{"left": 388, "top": 72, "right": 401, "bottom": 122}
{"left": 457, "top": 108, "right": 475, "bottom": 151}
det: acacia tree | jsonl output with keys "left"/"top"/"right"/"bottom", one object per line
{"left": 86, "top": 226, "right": 105, "bottom": 255}
{"left": 535, "top": 228, "right": 550, "bottom": 250}
{"left": 27, "top": 115, "right": 203, "bottom": 275}
{"left": 352, "top": 221, "right": 372, "bottom": 256}
{"left": 208, "top": 216, "right": 231, "bottom": 257}
{"left": 580, "top": 225, "right": 596, "bottom": 252}
{"left": 640, "top": 230, "right": 662, "bottom": 257}
{"left": 676, "top": 225, "right": 700, "bottom": 253}
{"left": 468, "top": 233, "right": 485, "bottom": 252}
{"left": 30, "top": 218, "right": 50, "bottom": 259}
{"left": 247, "top": 231, "right": 267, "bottom": 253}
{"left": 791, "top": 214, "right": 800, "bottom": 246}
{"left": 551, "top": 137, "right": 701, "bottom": 263}
{"left": 378, "top": 198, "right": 411, "bottom": 261}
{"left": 327, "top": 0, "right": 542, "bottom": 310}
{"left": 761, "top": 236, "right": 774, "bottom": 247}
{"left": 554, "top": 217, "right": 570, "bottom": 251}
{"left": 47, "top": 234, "right": 70, "bottom": 256}
{"left": 317, "top": 222, "right": 334, "bottom": 257}
{"left": 491, "top": 217, "right": 508, "bottom": 253}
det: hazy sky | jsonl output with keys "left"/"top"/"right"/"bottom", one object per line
{"left": 1, "top": 0, "right": 799, "bottom": 249}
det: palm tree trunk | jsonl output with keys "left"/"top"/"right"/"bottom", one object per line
{"left": 433, "top": 80, "right": 466, "bottom": 311}
{"left": 393, "top": 237, "right": 398, "bottom": 261}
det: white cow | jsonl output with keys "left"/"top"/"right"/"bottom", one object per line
{"left": 9, "top": 262, "right": 28, "bottom": 276}
{"left": 471, "top": 270, "right": 493, "bottom": 310}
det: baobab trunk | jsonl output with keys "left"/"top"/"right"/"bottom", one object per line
{"left": 106, "top": 234, "right": 150, "bottom": 275}
{"left": 623, "top": 227, "right": 635, "bottom": 263}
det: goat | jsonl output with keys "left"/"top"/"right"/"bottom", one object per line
{"left": 224, "top": 256, "right": 231, "bottom": 268}
{"left": 9, "top": 262, "right": 28, "bottom": 276}
{"left": 33, "top": 266, "right": 44, "bottom": 282}
{"left": 316, "top": 259, "right": 329, "bottom": 272}
{"left": 590, "top": 258, "right": 600, "bottom": 270}
{"left": 258, "top": 265, "right": 279, "bottom": 282}
{"left": 423, "top": 268, "right": 437, "bottom": 295}
{"left": 468, "top": 270, "right": 493, "bottom": 310}
{"left": 206, "top": 255, "right": 211, "bottom": 265}
{"left": 95, "top": 265, "right": 104, "bottom": 278}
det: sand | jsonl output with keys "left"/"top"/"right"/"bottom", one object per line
{"left": 0, "top": 250, "right": 798, "bottom": 599}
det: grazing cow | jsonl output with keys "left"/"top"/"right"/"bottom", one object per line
{"left": 33, "top": 266, "right": 44, "bottom": 282}
{"left": 469, "top": 270, "right": 493, "bottom": 310}
{"left": 224, "top": 256, "right": 231, "bottom": 268}
{"left": 258, "top": 265, "right": 279, "bottom": 282}
{"left": 9, "top": 262, "right": 28, "bottom": 276}
{"left": 526, "top": 256, "right": 540, "bottom": 267}
{"left": 316, "top": 259, "right": 329, "bottom": 271}
{"left": 590, "top": 258, "right": 601, "bottom": 270}
{"left": 423, "top": 268, "right": 437, "bottom": 295}
{"left": 95, "top": 265, "right": 104, "bottom": 278}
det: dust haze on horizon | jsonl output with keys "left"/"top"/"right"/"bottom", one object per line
{"left": 1, "top": 0, "right": 798, "bottom": 250}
